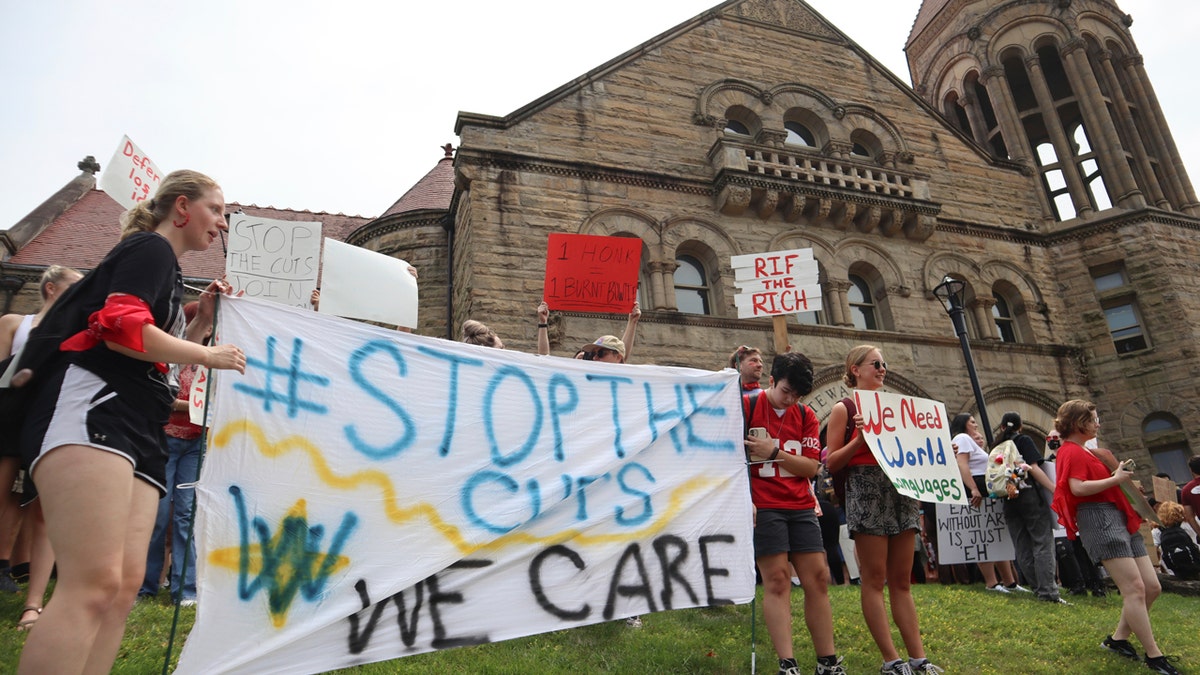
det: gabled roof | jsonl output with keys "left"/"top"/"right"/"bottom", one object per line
{"left": 907, "top": 0, "right": 954, "bottom": 48}
{"left": 379, "top": 145, "right": 455, "bottom": 218}
{"left": 8, "top": 189, "right": 372, "bottom": 280}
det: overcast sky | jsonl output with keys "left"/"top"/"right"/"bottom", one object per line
{"left": 1, "top": 0, "right": 1194, "bottom": 230}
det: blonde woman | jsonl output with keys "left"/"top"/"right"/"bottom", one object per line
{"left": 17, "top": 170, "right": 245, "bottom": 674}
{"left": 1051, "top": 399, "right": 1180, "bottom": 675}
{"left": 825, "top": 346, "right": 939, "bottom": 675}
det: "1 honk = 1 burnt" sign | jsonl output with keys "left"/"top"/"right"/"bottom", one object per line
{"left": 731, "top": 248, "right": 821, "bottom": 319}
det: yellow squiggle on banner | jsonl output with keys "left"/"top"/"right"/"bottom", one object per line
{"left": 211, "top": 419, "right": 721, "bottom": 555}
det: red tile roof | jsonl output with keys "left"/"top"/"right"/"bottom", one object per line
{"left": 379, "top": 155, "right": 455, "bottom": 219}
{"left": 9, "top": 189, "right": 373, "bottom": 280}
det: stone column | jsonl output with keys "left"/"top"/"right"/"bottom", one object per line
{"left": 1093, "top": 50, "right": 1167, "bottom": 208}
{"left": 661, "top": 261, "right": 680, "bottom": 312}
{"left": 957, "top": 93, "right": 991, "bottom": 148}
{"left": 1024, "top": 55, "right": 1092, "bottom": 218}
{"left": 827, "top": 280, "right": 853, "bottom": 327}
{"left": 1059, "top": 40, "right": 1144, "bottom": 208}
{"left": 1124, "top": 55, "right": 1200, "bottom": 214}
{"left": 970, "top": 297, "right": 999, "bottom": 340}
{"left": 648, "top": 260, "right": 673, "bottom": 311}
{"left": 981, "top": 65, "right": 1055, "bottom": 219}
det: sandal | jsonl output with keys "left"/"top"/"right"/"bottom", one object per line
{"left": 17, "top": 606, "right": 41, "bottom": 631}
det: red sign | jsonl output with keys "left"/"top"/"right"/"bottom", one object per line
{"left": 543, "top": 233, "right": 642, "bottom": 313}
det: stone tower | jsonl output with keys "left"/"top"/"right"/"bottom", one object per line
{"left": 906, "top": 0, "right": 1200, "bottom": 475}
{"left": 906, "top": 0, "right": 1198, "bottom": 222}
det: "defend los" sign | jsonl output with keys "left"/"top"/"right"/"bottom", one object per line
{"left": 731, "top": 248, "right": 821, "bottom": 319}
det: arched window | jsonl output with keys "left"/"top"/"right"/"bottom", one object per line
{"left": 784, "top": 121, "right": 815, "bottom": 147}
{"left": 847, "top": 275, "right": 877, "bottom": 330}
{"left": 675, "top": 256, "right": 710, "bottom": 315}
{"left": 993, "top": 294, "right": 1017, "bottom": 342}
{"left": 724, "top": 119, "right": 750, "bottom": 136}
{"left": 1143, "top": 413, "right": 1192, "bottom": 482}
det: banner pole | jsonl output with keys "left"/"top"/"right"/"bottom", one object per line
{"left": 771, "top": 315, "right": 789, "bottom": 354}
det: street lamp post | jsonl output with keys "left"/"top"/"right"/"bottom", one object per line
{"left": 932, "top": 277, "right": 994, "bottom": 448}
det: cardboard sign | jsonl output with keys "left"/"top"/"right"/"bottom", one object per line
{"left": 225, "top": 215, "right": 321, "bottom": 308}
{"left": 853, "top": 389, "right": 968, "bottom": 504}
{"left": 175, "top": 296, "right": 753, "bottom": 674}
{"left": 543, "top": 233, "right": 641, "bottom": 313}
{"left": 318, "top": 239, "right": 418, "bottom": 328}
{"left": 731, "top": 248, "right": 821, "bottom": 319}
{"left": 1152, "top": 475, "right": 1178, "bottom": 505}
{"left": 935, "top": 500, "right": 1016, "bottom": 564}
{"left": 98, "top": 135, "right": 165, "bottom": 211}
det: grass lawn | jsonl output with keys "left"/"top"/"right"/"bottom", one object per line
{"left": 0, "top": 581, "right": 1194, "bottom": 673}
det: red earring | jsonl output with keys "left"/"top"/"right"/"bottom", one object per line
{"left": 173, "top": 213, "right": 190, "bottom": 228}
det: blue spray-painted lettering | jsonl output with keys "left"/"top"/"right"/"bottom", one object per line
{"left": 484, "top": 366, "right": 544, "bottom": 468}
{"left": 462, "top": 470, "right": 524, "bottom": 534}
{"left": 615, "top": 462, "right": 655, "bottom": 526}
{"left": 684, "top": 383, "right": 737, "bottom": 452}
{"left": 234, "top": 336, "right": 330, "bottom": 418}
{"left": 643, "top": 383, "right": 685, "bottom": 453}
{"left": 228, "top": 485, "right": 358, "bottom": 619}
{"left": 418, "top": 346, "right": 485, "bottom": 457}
{"left": 344, "top": 340, "right": 415, "bottom": 459}
{"left": 548, "top": 373, "right": 578, "bottom": 461}
{"left": 585, "top": 374, "right": 634, "bottom": 459}
{"left": 574, "top": 473, "right": 612, "bottom": 521}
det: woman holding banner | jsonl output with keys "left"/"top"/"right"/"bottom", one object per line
{"left": 17, "top": 170, "right": 246, "bottom": 675}
{"left": 1051, "top": 400, "right": 1180, "bottom": 675}
{"left": 825, "top": 346, "right": 940, "bottom": 675}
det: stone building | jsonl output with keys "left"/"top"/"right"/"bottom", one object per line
{"left": 2, "top": 0, "right": 1196, "bottom": 483}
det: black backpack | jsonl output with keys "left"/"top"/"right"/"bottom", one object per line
{"left": 1159, "top": 525, "right": 1200, "bottom": 580}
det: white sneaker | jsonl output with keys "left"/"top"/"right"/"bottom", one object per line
{"left": 987, "top": 584, "right": 1011, "bottom": 593}
{"left": 1008, "top": 584, "right": 1031, "bottom": 593}
{"left": 179, "top": 598, "right": 197, "bottom": 608}
{"left": 624, "top": 615, "right": 642, "bottom": 628}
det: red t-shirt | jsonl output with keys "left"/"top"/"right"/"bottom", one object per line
{"left": 1181, "top": 477, "right": 1200, "bottom": 515}
{"left": 744, "top": 394, "right": 819, "bottom": 511}
{"left": 1051, "top": 440, "right": 1140, "bottom": 539}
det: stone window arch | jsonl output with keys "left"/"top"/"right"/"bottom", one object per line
{"left": 990, "top": 279, "right": 1033, "bottom": 344}
{"left": 849, "top": 129, "right": 883, "bottom": 163}
{"left": 674, "top": 253, "right": 711, "bottom": 315}
{"left": 846, "top": 273, "right": 877, "bottom": 330}
{"left": 1142, "top": 413, "right": 1192, "bottom": 482}
{"left": 723, "top": 105, "right": 760, "bottom": 138}
{"left": 782, "top": 107, "right": 827, "bottom": 149}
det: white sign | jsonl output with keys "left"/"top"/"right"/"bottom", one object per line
{"left": 319, "top": 238, "right": 418, "bottom": 328}
{"left": 225, "top": 215, "right": 321, "bottom": 308}
{"left": 188, "top": 366, "right": 210, "bottom": 427}
{"left": 98, "top": 135, "right": 164, "bottom": 211}
{"left": 175, "top": 296, "right": 754, "bottom": 674}
{"left": 730, "top": 248, "right": 821, "bottom": 318}
{"left": 934, "top": 501, "right": 1016, "bottom": 564}
{"left": 854, "top": 389, "right": 968, "bottom": 504}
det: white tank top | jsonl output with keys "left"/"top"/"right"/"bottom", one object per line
{"left": 11, "top": 314, "right": 34, "bottom": 354}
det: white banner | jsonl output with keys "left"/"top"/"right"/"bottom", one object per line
{"left": 934, "top": 500, "right": 1016, "bottom": 564}
{"left": 177, "top": 296, "right": 754, "bottom": 674}
{"left": 853, "top": 390, "right": 968, "bottom": 504}
{"left": 319, "top": 239, "right": 418, "bottom": 328}
{"left": 225, "top": 215, "right": 321, "bottom": 308}
{"left": 98, "top": 135, "right": 164, "bottom": 211}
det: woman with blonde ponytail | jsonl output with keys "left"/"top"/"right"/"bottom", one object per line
{"left": 16, "top": 170, "right": 247, "bottom": 674}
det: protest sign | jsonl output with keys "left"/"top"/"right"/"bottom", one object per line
{"left": 731, "top": 248, "right": 821, "bottom": 319}
{"left": 1152, "top": 475, "right": 1177, "bottom": 505}
{"left": 188, "top": 366, "right": 210, "bottom": 427}
{"left": 176, "top": 296, "right": 753, "bottom": 674}
{"left": 318, "top": 239, "right": 418, "bottom": 328}
{"left": 934, "top": 500, "right": 1016, "bottom": 564}
{"left": 853, "top": 389, "right": 968, "bottom": 504}
{"left": 98, "top": 135, "right": 164, "bottom": 211}
{"left": 543, "top": 233, "right": 641, "bottom": 313}
{"left": 225, "top": 215, "right": 321, "bottom": 308}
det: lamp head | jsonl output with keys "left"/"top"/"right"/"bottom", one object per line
{"left": 932, "top": 276, "right": 966, "bottom": 312}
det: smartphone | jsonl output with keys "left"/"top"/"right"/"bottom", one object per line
{"left": 746, "top": 427, "right": 780, "bottom": 464}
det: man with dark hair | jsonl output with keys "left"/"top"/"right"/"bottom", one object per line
{"left": 1181, "top": 456, "right": 1200, "bottom": 538}
{"left": 744, "top": 352, "right": 844, "bottom": 675}
{"left": 729, "top": 344, "right": 764, "bottom": 393}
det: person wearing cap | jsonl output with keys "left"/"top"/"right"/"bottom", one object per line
{"left": 582, "top": 335, "right": 626, "bottom": 363}
{"left": 536, "top": 301, "right": 640, "bottom": 360}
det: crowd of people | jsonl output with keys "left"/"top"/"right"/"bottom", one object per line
{"left": 0, "top": 170, "right": 1192, "bottom": 675}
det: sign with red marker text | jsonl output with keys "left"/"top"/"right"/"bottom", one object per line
{"left": 543, "top": 233, "right": 641, "bottom": 313}
{"left": 188, "top": 366, "right": 210, "bottom": 426}
{"left": 731, "top": 248, "right": 821, "bottom": 319}
{"left": 98, "top": 135, "right": 164, "bottom": 211}
{"left": 853, "top": 389, "right": 967, "bottom": 504}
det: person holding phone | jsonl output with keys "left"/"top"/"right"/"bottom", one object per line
{"left": 1051, "top": 399, "right": 1180, "bottom": 675}
{"left": 744, "top": 352, "right": 845, "bottom": 675}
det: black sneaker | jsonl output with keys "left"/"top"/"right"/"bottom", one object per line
{"left": 1144, "top": 655, "right": 1181, "bottom": 675}
{"left": 778, "top": 657, "right": 800, "bottom": 675}
{"left": 1102, "top": 635, "right": 1139, "bottom": 660}
{"left": 0, "top": 573, "right": 18, "bottom": 593}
